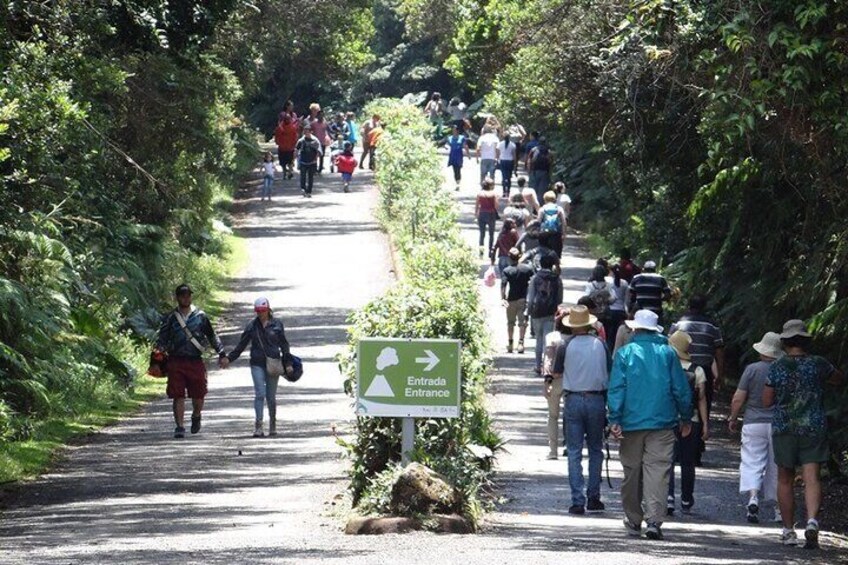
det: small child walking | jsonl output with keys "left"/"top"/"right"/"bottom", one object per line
{"left": 261, "top": 152, "right": 275, "bottom": 202}
{"left": 335, "top": 142, "right": 357, "bottom": 193}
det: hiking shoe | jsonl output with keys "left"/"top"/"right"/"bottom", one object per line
{"left": 645, "top": 522, "right": 663, "bottom": 540}
{"left": 667, "top": 495, "right": 675, "bottom": 516}
{"left": 568, "top": 505, "right": 585, "bottom": 515}
{"left": 268, "top": 420, "right": 277, "bottom": 437}
{"left": 253, "top": 421, "right": 264, "bottom": 438}
{"left": 747, "top": 511, "right": 759, "bottom": 524}
{"left": 623, "top": 519, "right": 641, "bottom": 537}
{"left": 747, "top": 499, "right": 759, "bottom": 523}
{"left": 681, "top": 499, "right": 694, "bottom": 513}
{"left": 804, "top": 521, "right": 819, "bottom": 549}
{"left": 190, "top": 414, "right": 201, "bottom": 434}
{"left": 517, "top": 341, "right": 525, "bottom": 354}
{"left": 507, "top": 341, "right": 513, "bottom": 353}
{"left": 587, "top": 498, "right": 605, "bottom": 513}
{"left": 780, "top": 528, "right": 798, "bottom": 546}
{"left": 174, "top": 426, "right": 185, "bottom": 439}
{"left": 562, "top": 447, "right": 568, "bottom": 457}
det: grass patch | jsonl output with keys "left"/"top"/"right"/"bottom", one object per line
{"left": 0, "top": 375, "right": 162, "bottom": 484}
{"left": 585, "top": 231, "right": 615, "bottom": 260}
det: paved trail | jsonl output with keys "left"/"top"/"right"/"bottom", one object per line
{"left": 1, "top": 149, "right": 845, "bottom": 564}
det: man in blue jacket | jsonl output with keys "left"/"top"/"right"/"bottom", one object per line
{"left": 608, "top": 309, "right": 693, "bottom": 541}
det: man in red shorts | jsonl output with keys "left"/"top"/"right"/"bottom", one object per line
{"left": 155, "top": 284, "right": 229, "bottom": 438}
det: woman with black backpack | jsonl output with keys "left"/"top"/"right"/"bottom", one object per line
{"left": 227, "top": 297, "right": 295, "bottom": 438}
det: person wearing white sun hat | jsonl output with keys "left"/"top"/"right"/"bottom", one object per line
{"left": 227, "top": 297, "right": 293, "bottom": 437}
{"left": 608, "top": 309, "right": 693, "bottom": 541}
{"left": 727, "top": 331, "right": 782, "bottom": 525}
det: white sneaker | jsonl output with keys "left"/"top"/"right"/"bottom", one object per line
{"left": 780, "top": 528, "right": 798, "bottom": 546}
{"left": 773, "top": 508, "right": 782, "bottom": 523}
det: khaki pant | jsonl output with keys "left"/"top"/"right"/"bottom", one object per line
{"left": 619, "top": 428, "right": 675, "bottom": 526}
{"left": 546, "top": 377, "right": 563, "bottom": 457}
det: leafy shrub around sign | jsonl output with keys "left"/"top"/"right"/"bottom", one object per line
{"left": 338, "top": 99, "right": 501, "bottom": 527}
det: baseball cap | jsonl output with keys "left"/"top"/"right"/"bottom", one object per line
{"left": 254, "top": 297, "right": 270, "bottom": 312}
{"left": 175, "top": 284, "right": 192, "bottom": 296}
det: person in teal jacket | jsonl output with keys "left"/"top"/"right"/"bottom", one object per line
{"left": 608, "top": 309, "right": 693, "bottom": 542}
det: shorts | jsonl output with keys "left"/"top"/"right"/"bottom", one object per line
{"left": 342, "top": 172, "right": 352, "bottom": 182}
{"left": 278, "top": 150, "right": 294, "bottom": 167}
{"left": 772, "top": 433, "right": 829, "bottom": 468}
{"left": 506, "top": 298, "right": 527, "bottom": 328}
{"left": 166, "top": 357, "right": 208, "bottom": 400}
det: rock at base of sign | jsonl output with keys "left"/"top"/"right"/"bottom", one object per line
{"left": 390, "top": 462, "right": 460, "bottom": 515}
{"left": 344, "top": 513, "right": 473, "bottom": 535}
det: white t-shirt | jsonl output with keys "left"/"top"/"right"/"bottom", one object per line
{"left": 607, "top": 277, "right": 629, "bottom": 311}
{"left": 478, "top": 133, "right": 500, "bottom": 160}
{"left": 558, "top": 193, "right": 572, "bottom": 209}
{"left": 263, "top": 162, "right": 275, "bottom": 176}
{"left": 497, "top": 140, "right": 517, "bottom": 161}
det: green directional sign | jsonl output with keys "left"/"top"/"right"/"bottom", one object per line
{"left": 356, "top": 338, "right": 462, "bottom": 418}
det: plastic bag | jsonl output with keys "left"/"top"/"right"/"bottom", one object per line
{"left": 483, "top": 265, "right": 497, "bottom": 287}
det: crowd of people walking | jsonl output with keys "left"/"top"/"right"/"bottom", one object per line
{"left": 149, "top": 96, "right": 844, "bottom": 552}
{"left": 450, "top": 101, "right": 845, "bottom": 550}
{"left": 270, "top": 101, "right": 383, "bottom": 198}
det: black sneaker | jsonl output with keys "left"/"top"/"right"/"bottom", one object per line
{"left": 804, "top": 521, "right": 819, "bottom": 549}
{"left": 174, "top": 426, "right": 185, "bottom": 439}
{"left": 645, "top": 522, "right": 664, "bottom": 540}
{"left": 190, "top": 414, "right": 201, "bottom": 434}
{"left": 587, "top": 498, "right": 605, "bottom": 513}
{"left": 681, "top": 499, "right": 694, "bottom": 513}
{"left": 568, "top": 505, "right": 585, "bottom": 515}
{"left": 667, "top": 495, "right": 675, "bottom": 516}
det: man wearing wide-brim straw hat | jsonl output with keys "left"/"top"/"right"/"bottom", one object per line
{"left": 727, "top": 331, "right": 782, "bottom": 525}
{"left": 607, "top": 309, "right": 693, "bottom": 541}
{"left": 763, "top": 319, "right": 844, "bottom": 549}
{"left": 550, "top": 305, "right": 609, "bottom": 514}
{"left": 665, "top": 331, "right": 709, "bottom": 517}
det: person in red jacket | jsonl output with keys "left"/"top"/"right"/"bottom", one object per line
{"left": 274, "top": 115, "right": 299, "bottom": 179}
{"left": 335, "top": 142, "right": 357, "bottom": 193}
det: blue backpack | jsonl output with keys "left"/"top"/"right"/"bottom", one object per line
{"left": 540, "top": 205, "right": 562, "bottom": 233}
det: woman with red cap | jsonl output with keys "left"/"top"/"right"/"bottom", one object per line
{"left": 227, "top": 297, "right": 293, "bottom": 437}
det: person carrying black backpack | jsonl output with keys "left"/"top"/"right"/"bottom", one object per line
{"left": 526, "top": 254, "right": 563, "bottom": 374}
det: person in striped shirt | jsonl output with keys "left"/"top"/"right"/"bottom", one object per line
{"left": 670, "top": 294, "right": 725, "bottom": 465}
{"left": 627, "top": 261, "right": 671, "bottom": 323}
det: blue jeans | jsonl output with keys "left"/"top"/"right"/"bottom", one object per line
{"left": 531, "top": 316, "right": 554, "bottom": 371}
{"left": 531, "top": 170, "right": 550, "bottom": 202}
{"left": 499, "top": 160, "right": 514, "bottom": 194}
{"left": 262, "top": 174, "right": 273, "bottom": 198}
{"left": 565, "top": 393, "right": 606, "bottom": 506}
{"left": 250, "top": 364, "right": 280, "bottom": 422}
{"left": 480, "top": 158, "right": 497, "bottom": 184}
{"left": 478, "top": 211, "right": 497, "bottom": 250}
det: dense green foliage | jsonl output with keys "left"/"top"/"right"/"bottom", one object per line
{"left": 407, "top": 0, "right": 848, "bottom": 471}
{"left": 0, "top": 1, "right": 260, "bottom": 445}
{"left": 338, "top": 100, "right": 500, "bottom": 526}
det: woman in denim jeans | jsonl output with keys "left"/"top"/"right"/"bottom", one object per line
{"left": 227, "top": 297, "right": 293, "bottom": 437}
{"left": 475, "top": 178, "right": 499, "bottom": 257}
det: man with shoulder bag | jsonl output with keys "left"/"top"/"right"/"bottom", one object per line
{"left": 155, "top": 284, "right": 229, "bottom": 439}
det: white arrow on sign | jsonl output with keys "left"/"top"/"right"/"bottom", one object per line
{"left": 415, "top": 349, "right": 440, "bottom": 372}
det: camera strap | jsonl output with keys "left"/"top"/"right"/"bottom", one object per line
{"left": 174, "top": 310, "right": 204, "bottom": 353}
